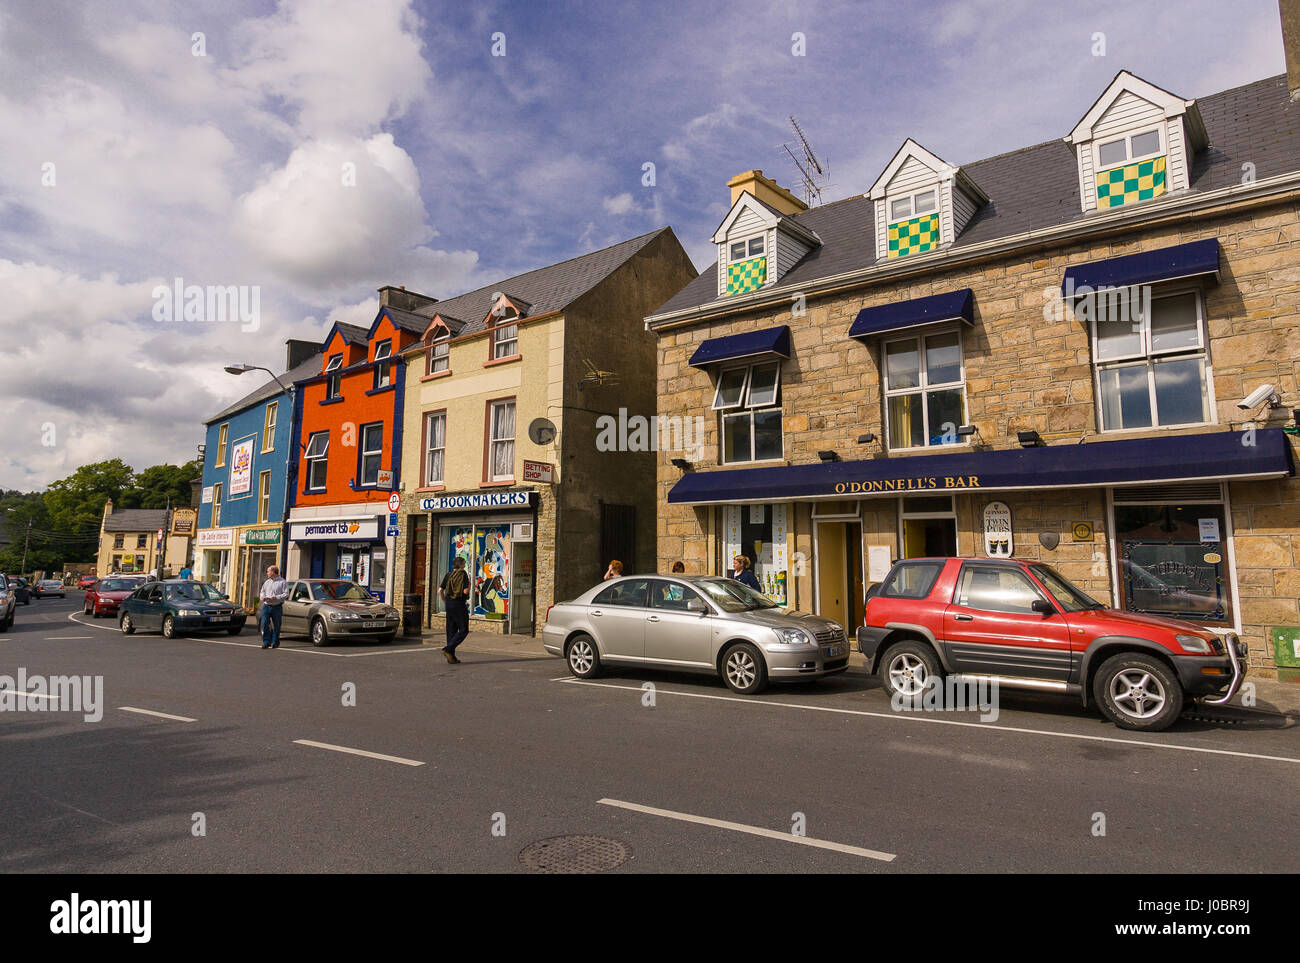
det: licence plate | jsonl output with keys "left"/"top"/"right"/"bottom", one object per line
{"left": 208, "top": 616, "right": 230, "bottom": 623}
{"left": 826, "top": 645, "right": 843, "bottom": 658}
{"left": 361, "top": 621, "right": 385, "bottom": 629}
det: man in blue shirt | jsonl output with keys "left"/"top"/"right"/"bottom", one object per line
{"left": 258, "top": 565, "right": 290, "bottom": 649}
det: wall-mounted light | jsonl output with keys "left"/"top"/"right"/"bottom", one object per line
{"left": 857, "top": 433, "right": 876, "bottom": 444}
{"left": 1017, "top": 430, "right": 1045, "bottom": 448}
{"left": 670, "top": 458, "right": 693, "bottom": 472}
{"left": 957, "top": 424, "right": 978, "bottom": 439}
{"left": 817, "top": 450, "right": 840, "bottom": 462}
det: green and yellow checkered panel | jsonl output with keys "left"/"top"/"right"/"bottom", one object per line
{"left": 1096, "top": 155, "right": 1166, "bottom": 209}
{"left": 727, "top": 256, "right": 767, "bottom": 295}
{"left": 887, "top": 213, "right": 940, "bottom": 259}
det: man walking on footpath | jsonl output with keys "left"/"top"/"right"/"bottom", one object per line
{"left": 439, "top": 556, "right": 470, "bottom": 664}
{"left": 259, "top": 564, "right": 290, "bottom": 649}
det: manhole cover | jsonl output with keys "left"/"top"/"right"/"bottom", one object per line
{"left": 518, "top": 835, "right": 631, "bottom": 874}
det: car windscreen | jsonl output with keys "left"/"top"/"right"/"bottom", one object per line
{"left": 99, "top": 579, "right": 136, "bottom": 592}
{"left": 696, "top": 578, "right": 778, "bottom": 612}
{"left": 312, "top": 582, "right": 375, "bottom": 601}
{"left": 1029, "top": 564, "right": 1104, "bottom": 612}
{"left": 165, "top": 583, "right": 223, "bottom": 602}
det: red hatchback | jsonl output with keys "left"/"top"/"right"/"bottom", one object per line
{"left": 859, "top": 557, "right": 1246, "bottom": 731}
{"left": 84, "top": 577, "right": 145, "bottom": 618}
{"left": 77, "top": 574, "right": 98, "bottom": 590}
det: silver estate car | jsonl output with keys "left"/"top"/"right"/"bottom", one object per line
{"left": 280, "top": 579, "right": 401, "bottom": 646}
{"left": 543, "top": 575, "right": 850, "bottom": 694}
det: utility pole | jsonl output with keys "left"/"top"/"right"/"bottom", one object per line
{"left": 20, "top": 519, "right": 32, "bottom": 574}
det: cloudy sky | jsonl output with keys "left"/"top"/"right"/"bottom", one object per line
{"left": 0, "top": 0, "right": 1287, "bottom": 490}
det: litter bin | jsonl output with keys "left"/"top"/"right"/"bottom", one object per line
{"left": 403, "top": 593, "right": 423, "bottom": 637}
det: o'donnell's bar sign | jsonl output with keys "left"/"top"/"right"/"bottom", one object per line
{"left": 419, "top": 491, "right": 533, "bottom": 511}
{"left": 834, "top": 475, "right": 981, "bottom": 494}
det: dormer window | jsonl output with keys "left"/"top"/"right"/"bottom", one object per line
{"left": 869, "top": 140, "right": 986, "bottom": 262}
{"left": 373, "top": 339, "right": 392, "bottom": 389}
{"left": 324, "top": 353, "right": 343, "bottom": 400}
{"left": 1066, "top": 72, "right": 1204, "bottom": 215}
{"left": 729, "top": 236, "right": 764, "bottom": 262}
{"left": 492, "top": 316, "right": 518, "bottom": 359}
{"left": 428, "top": 333, "right": 449, "bottom": 374}
{"left": 711, "top": 184, "right": 821, "bottom": 298}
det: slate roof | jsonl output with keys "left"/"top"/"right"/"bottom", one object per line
{"left": 402, "top": 228, "right": 673, "bottom": 349}
{"left": 206, "top": 351, "right": 324, "bottom": 424}
{"left": 336, "top": 322, "right": 369, "bottom": 345}
{"left": 376, "top": 305, "right": 432, "bottom": 336}
{"left": 652, "top": 74, "right": 1300, "bottom": 318}
{"left": 103, "top": 509, "right": 169, "bottom": 533}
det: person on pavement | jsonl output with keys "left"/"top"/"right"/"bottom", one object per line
{"left": 258, "top": 565, "right": 290, "bottom": 649}
{"left": 730, "top": 555, "right": 762, "bottom": 591}
{"left": 439, "top": 556, "right": 471, "bottom": 664}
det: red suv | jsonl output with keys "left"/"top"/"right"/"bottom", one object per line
{"left": 859, "top": 557, "right": 1245, "bottom": 731}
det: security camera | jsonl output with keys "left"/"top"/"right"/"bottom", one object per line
{"left": 1238, "top": 384, "right": 1280, "bottom": 410}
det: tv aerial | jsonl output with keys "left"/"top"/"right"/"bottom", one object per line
{"left": 782, "top": 115, "right": 829, "bottom": 207}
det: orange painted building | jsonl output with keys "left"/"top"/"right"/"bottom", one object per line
{"left": 285, "top": 291, "right": 433, "bottom": 600}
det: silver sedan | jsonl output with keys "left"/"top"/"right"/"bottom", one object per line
{"left": 543, "top": 575, "right": 849, "bottom": 694}
{"left": 280, "top": 579, "right": 401, "bottom": 646}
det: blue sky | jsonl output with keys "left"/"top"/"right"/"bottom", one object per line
{"left": 0, "top": 0, "right": 1288, "bottom": 488}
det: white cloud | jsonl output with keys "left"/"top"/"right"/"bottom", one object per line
{"left": 602, "top": 192, "right": 636, "bottom": 215}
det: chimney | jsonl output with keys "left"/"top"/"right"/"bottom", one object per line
{"left": 1283, "top": 0, "right": 1300, "bottom": 102}
{"left": 377, "top": 285, "right": 438, "bottom": 312}
{"left": 285, "top": 338, "right": 324, "bottom": 371}
{"left": 727, "top": 169, "right": 808, "bottom": 216}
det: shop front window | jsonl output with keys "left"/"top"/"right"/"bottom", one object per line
{"left": 1114, "top": 500, "right": 1232, "bottom": 625}
{"left": 436, "top": 523, "right": 512, "bottom": 622}
{"left": 721, "top": 504, "right": 789, "bottom": 604}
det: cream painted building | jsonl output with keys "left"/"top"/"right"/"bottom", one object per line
{"left": 390, "top": 228, "right": 695, "bottom": 636}
{"left": 96, "top": 501, "right": 190, "bottom": 579}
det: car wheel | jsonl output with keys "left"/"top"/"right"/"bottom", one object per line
{"left": 161, "top": 615, "right": 176, "bottom": 639}
{"left": 722, "top": 642, "right": 768, "bottom": 695}
{"left": 880, "top": 640, "right": 941, "bottom": 700}
{"left": 120, "top": 613, "right": 135, "bottom": 635}
{"left": 226, "top": 625, "right": 242, "bottom": 635}
{"left": 84, "top": 602, "right": 91, "bottom": 615}
{"left": 378, "top": 632, "right": 397, "bottom": 644}
{"left": 1094, "top": 653, "right": 1183, "bottom": 732}
{"left": 311, "top": 618, "right": 329, "bottom": 647}
{"left": 566, "top": 633, "right": 601, "bottom": 679}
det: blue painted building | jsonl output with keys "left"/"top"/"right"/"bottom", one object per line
{"left": 195, "top": 342, "right": 322, "bottom": 607}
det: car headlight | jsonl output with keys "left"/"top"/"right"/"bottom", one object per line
{"left": 329, "top": 611, "right": 362, "bottom": 621}
{"left": 772, "top": 627, "right": 811, "bottom": 645}
{"left": 178, "top": 609, "right": 201, "bottom": 617}
{"left": 1176, "top": 633, "right": 1214, "bottom": 654}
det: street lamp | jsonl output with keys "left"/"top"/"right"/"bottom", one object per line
{"left": 225, "top": 363, "right": 290, "bottom": 394}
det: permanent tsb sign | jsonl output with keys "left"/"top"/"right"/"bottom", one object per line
{"left": 288, "top": 518, "right": 381, "bottom": 541}
{"left": 666, "top": 429, "right": 1295, "bottom": 505}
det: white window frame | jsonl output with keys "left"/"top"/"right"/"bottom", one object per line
{"left": 728, "top": 235, "right": 765, "bottom": 263}
{"left": 359, "top": 423, "right": 383, "bottom": 487}
{"left": 488, "top": 400, "right": 516, "bottom": 481}
{"left": 305, "top": 431, "right": 329, "bottom": 491}
{"left": 1093, "top": 125, "right": 1165, "bottom": 172}
{"left": 258, "top": 470, "right": 271, "bottom": 523}
{"left": 262, "top": 402, "right": 277, "bottom": 452}
{"left": 216, "top": 423, "right": 229, "bottom": 467}
{"left": 882, "top": 327, "right": 968, "bottom": 451}
{"left": 325, "top": 354, "right": 343, "bottom": 371}
{"left": 428, "top": 334, "right": 450, "bottom": 374}
{"left": 1090, "top": 286, "right": 1215, "bottom": 434}
{"left": 492, "top": 320, "right": 518, "bottom": 359}
{"left": 715, "top": 361, "right": 783, "bottom": 465}
{"left": 424, "top": 411, "right": 446, "bottom": 485}
{"left": 212, "top": 483, "right": 223, "bottom": 527}
{"left": 887, "top": 187, "right": 939, "bottom": 225}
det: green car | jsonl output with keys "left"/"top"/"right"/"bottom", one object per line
{"left": 119, "top": 580, "right": 247, "bottom": 639}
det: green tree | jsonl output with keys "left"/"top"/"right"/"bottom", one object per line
{"left": 43, "top": 459, "right": 134, "bottom": 534}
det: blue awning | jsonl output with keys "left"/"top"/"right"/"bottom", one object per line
{"left": 1061, "top": 239, "right": 1220, "bottom": 297}
{"left": 668, "top": 428, "right": 1293, "bottom": 504}
{"left": 689, "top": 325, "right": 791, "bottom": 368}
{"left": 848, "top": 288, "right": 974, "bottom": 340}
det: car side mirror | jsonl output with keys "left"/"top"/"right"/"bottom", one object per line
{"left": 1031, "top": 599, "right": 1055, "bottom": 615}
{"left": 221, "top": 593, "right": 229, "bottom": 600}
{"left": 687, "top": 599, "right": 707, "bottom": 614}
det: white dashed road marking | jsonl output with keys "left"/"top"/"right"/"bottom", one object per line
{"left": 293, "top": 739, "right": 424, "bottom": 766}
{"left": 118, "top": 706, "right": 197, "bottom": 723}
{"left": 598, "top": 798, "right": 896, "bottom": 862}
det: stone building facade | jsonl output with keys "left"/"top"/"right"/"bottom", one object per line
{"left": 647, "top": 70, "right": 1300, "bottom": 680}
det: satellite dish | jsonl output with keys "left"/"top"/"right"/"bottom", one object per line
{"left": 528, "top": 418, "right": 557, "bottom": 446}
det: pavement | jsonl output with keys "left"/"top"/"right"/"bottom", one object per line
{"left": 2, "top": 596, "right": 1297, "bottom": 873}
